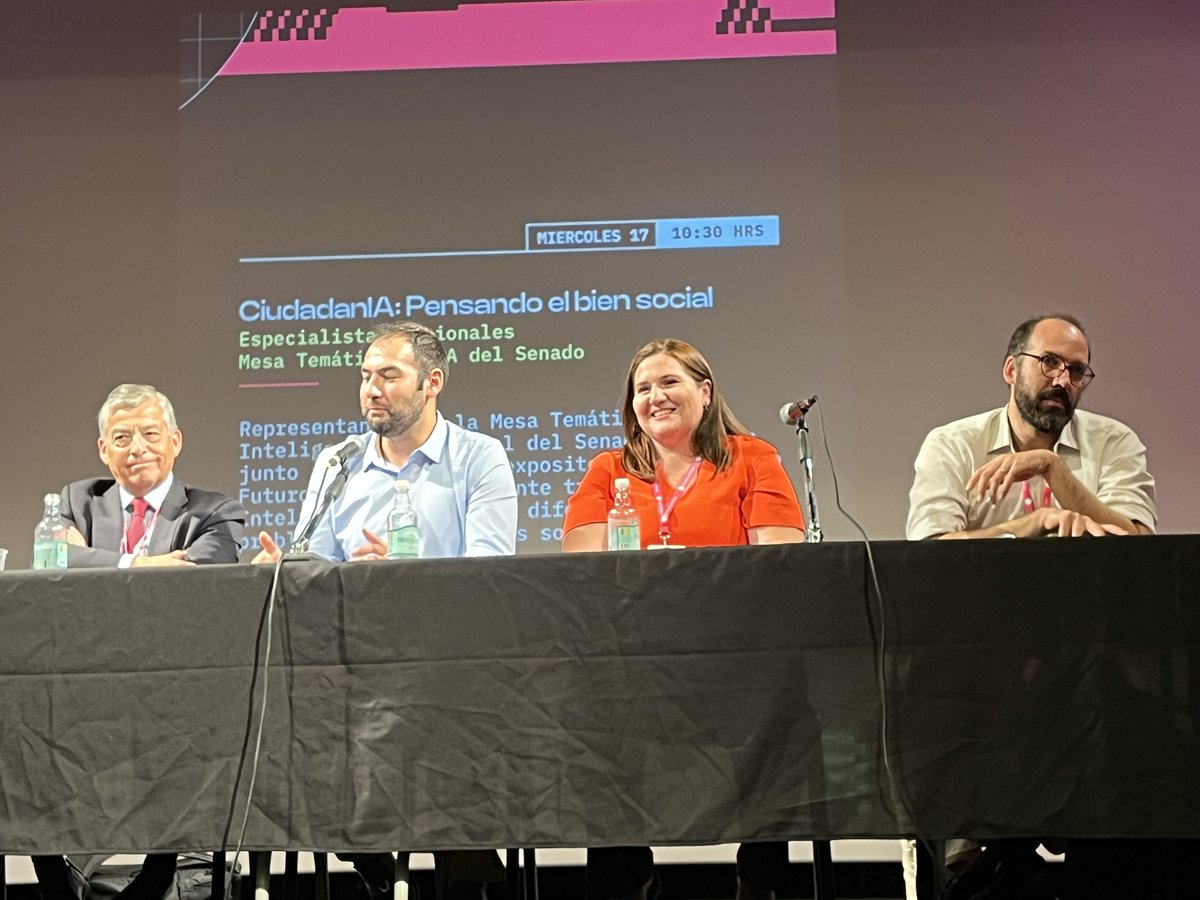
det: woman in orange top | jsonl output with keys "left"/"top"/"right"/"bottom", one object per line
{"left": 563, "top": 337, "right": 805, "bottom": 551}
{"left": 563, "top": 338, "right": 805, "bottom": 900}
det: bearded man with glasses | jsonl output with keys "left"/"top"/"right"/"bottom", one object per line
{"left": 901, "top": 313, "right": 1159, "bottom": 899}
{"left": 907, "top": 313, "right": 1155, "bottom": 541}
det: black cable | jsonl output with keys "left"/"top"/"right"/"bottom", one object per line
{"left": 219, "top": 555, "right": 286, "bottom": 900}
{"left": 807, "top": 405, "right": 892, "bottom": 788}
{"left": 811, "top": 401, "right": 942, "bottom": 891}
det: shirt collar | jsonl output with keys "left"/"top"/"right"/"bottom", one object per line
{"left": 990, "top": 407, "right": 1080, "bottom": 454}
{"left": 1056, "top": 416, "right": 1080, "bottom": 452}
{"left": 364, "top": 412, "right": 449, "bottom": 471}
{"left": 119, "top": 471, "right": 174, "bottom": 512}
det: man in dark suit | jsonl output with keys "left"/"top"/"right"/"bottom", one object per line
{"left": 33, "top": 383, "right": 245, "bottom": 900}
{"left": 57, "top": 383, "right": 245, "bottom": 568}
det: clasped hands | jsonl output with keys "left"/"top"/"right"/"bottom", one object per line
{"left": 967, "top": 450, "right": 1126, "bottom": 538}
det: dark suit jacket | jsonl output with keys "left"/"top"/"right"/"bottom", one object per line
{"left": 59, "top": 475, "right": 246, "bottom": 567}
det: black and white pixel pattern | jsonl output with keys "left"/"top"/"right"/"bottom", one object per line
{"left": 716, "top": 0, "right": 772, "bottom": 35}
{"left": 250, "top": 9, "right": 336, "bottom": 42}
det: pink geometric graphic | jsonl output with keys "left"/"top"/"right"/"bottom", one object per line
{"left": 220, "top": 0, "right": 836, "bottom": 77}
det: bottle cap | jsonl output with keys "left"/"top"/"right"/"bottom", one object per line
{"left": 44, "top": 492, "right": 61, "bottom": 505}
{"left": 614, "top": 477, "right": 630, "bottom": 491}
{"left": 393, "top": 479, "right": 411, "bottom": 492}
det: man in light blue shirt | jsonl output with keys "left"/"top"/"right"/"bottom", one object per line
{"left": 291, "top": 400, "right": 515, "bottom": 560}
{"left": 256, "top": 321, "right": 517, "bottom": 561}
{"left": 254, "top": 321, "right": 516, "bottom": 899}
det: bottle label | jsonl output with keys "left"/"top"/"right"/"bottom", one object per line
{"left": 608, "top": 524, "right": 640, "bottom": 552}
{"left": 387, "top": 525, "right": 419, "bottom": 560}
{"left": 33, "top": 541, "right": 68, "bottom": 571}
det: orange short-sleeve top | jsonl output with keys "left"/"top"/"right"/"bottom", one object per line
{"left": 562, "top": 434, "right": 804, "bottom": 548}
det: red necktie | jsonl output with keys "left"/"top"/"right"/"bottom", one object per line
{"left": 125, "top": 497, "right": 151, "bottom": 553}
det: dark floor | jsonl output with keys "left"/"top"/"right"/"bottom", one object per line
{"left": 3, "top": 862, "right": 907, "bottom": 900}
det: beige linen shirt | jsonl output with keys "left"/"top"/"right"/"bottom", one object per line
{"left": 906, "top": 407, "right": 1157, "bottom": 539}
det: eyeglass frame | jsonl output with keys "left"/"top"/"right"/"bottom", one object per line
{"left": 1015, "top": 351, "right": 1095, "bottom": 387}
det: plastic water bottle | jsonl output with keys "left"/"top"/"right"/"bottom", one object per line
{"left": 607, "top": 477, "right": 641, "bottom": 551}
{"left": 33, "top": 492, "right": 69, "bottom": 570}
{"left": 386, "top": 479, "right": 419, "bottom": 559}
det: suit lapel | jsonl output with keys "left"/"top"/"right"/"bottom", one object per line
{"left": 94, "top": 484, "right": 126, "bottom": 553}
{"left": 148, "top": 477, "right": 188, "bottom": 555}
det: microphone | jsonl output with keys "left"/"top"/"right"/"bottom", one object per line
{"left": 779, "top": 396, "right": 818, "bottom": 426}
{"left": 290, "top": 435, "right": 368, "bottom": 555}
{"left": 326, "top": 433, "right": 368, "bottom": 468}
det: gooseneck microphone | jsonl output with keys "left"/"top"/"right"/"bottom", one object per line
{"left": 326, "top": 433, "right": 368, "bottom": 468}
{"left": 290, "top": 433, "right": 369, "bottom": 554}
{"left": 779, "top": 396, "right": 818, "bottom": 426}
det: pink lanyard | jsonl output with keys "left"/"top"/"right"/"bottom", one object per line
{"left": 651, "top": 457, "right": 702, "bottom": 544}
{"left": 1021, "top": 479, "right": 1053, "bottom": 514}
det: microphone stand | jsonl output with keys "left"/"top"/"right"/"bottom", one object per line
{"left": 789, "top": 408, "right": 823, "bottom": 544}
{"left": 288, "top": 464, "right": 352, "bottom": 556}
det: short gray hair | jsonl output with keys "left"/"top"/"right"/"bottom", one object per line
{"left": 97, "top": 384, "right": 178, "bottom": 435}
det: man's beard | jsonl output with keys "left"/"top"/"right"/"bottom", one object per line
{"left": 366, "top": 394, "right": 425, "bottom": 438}
{"left": 1015, "top": 382, "right": 1076, "bottom": 434}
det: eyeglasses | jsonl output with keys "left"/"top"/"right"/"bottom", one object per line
{"left": 1016, "top": 352, "right": 1095, "bottom": 387}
